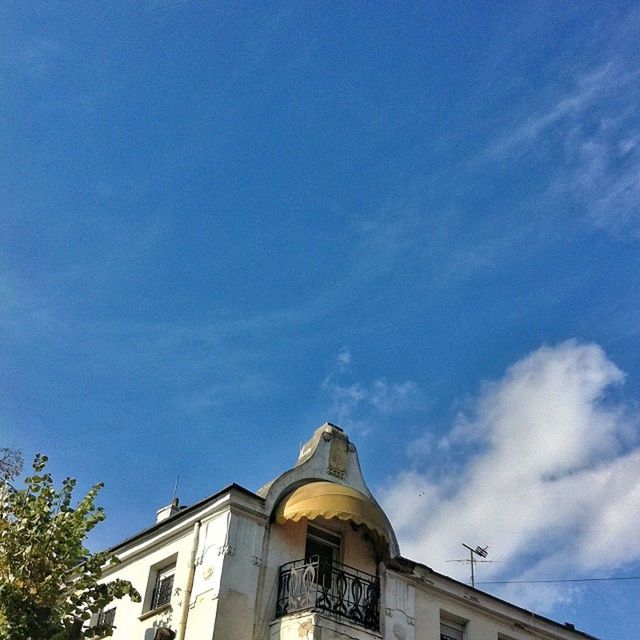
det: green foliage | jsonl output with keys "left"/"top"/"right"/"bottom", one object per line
{"left": 0, "top": 454, "right": 140, "bottom": 640}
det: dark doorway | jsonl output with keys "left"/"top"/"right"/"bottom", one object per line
{"left": 305, "top": 525, "right": 341, "bottom": 587}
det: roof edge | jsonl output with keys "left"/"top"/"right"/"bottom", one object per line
{"left": 106, "top": 483, "right": 264, "bottom": 555}
{"left": 388, "top": 556, "right": 600, "bottom": 640}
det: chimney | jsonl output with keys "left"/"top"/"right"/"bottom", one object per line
{"left": 156, "top": 497, "right": 180, "bottom": 523}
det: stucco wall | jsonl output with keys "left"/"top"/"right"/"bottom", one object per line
{"left": 99, "top": 508, "right": 233, "bottom": 640}
{"left": 211, "top": 510, "right": 266, "bottom": 640}
{"left": 389, "top": 570, "right": 585, "bottom": 640}
{"left": 100, "top": 528, "right": 194, "bottom": 640}
{"left": 270, "top": 612, "right": 382, "bottom": 640}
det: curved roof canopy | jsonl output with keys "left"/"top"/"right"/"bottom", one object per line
{"left": 275, "top": 481, "right": 390, "bottom": 544}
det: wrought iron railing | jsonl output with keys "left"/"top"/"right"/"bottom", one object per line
{"left": 276, "top": 558, "right": 380, "bottom": 631}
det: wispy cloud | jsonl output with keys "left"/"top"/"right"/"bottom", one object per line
{"left": 380, "top": 340, "right": 640, "bottom": 612}
{"left": 486, "top": 65, "right": 617, "bottom": 159}
{"left": 322, "top": 349, "right": 424, "bottom": 433}
{"left": 484, "top": 60, "right": 640, "bottom": 236}
{"left": 346, "top": 202, "right": 514, "bottom": 297}
{"left": 177, "top": 374, "right": 276, "bottom": 415}
{"left": 560, "top": 113, "right": 640, "bottom": 235}
{"left": 348, "top": 206, "right": 426, "bottom": 281}
{"left": 336, "top": 346, "right": 352, "bottom": 370}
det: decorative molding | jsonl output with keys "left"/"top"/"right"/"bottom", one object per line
{"left": 328, "top": 431, "right": 348, "bottom": 478}
{"left": 385, "top": 606, "right": 416, "bottom": 627}
{"left": 251, "top": 555, "right": 262, "bottom": 565}
{"left": 202, "top": 566, "right": 214, "bottom": 580}
{"left": 217, "top": 544, "right": 235, "bottom": 556}
{"left": 327, "top": 466, "right": 346, "bottom": 479}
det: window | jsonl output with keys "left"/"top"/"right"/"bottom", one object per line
{"left": 151, "top": 564, "right": 175, "bottom": 610}
{"left": 440, "top": 618, "right": 465, "bottom": 640}
{"left": 97, "top": 607, "right": 116, "bottom": 628}
{"left": 305, "top": 525, "right": 341, "bottom": 587}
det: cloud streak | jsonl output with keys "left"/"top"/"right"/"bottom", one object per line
{"left": 486, "top": 65, "right": 617, "bottom": 159}
{"left": 484, "top": 60, "right": 640, "bottom": 236}
{"left": 380, "top": 340, "right": 640, "bottom": 612}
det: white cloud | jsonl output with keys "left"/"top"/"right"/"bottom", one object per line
{"left": 370, "top": 379, "right": 420, "bottom": 414}
{"left": 323, "top": 350, "right": 424, "bottom": 430}
{"left": 336, "top": 347, "right": 352, "bottom": 370}
{"left": 380, "top": 341, "right": 640, "bottom": 611}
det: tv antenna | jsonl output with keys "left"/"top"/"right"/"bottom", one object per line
{"left": 171, "top": 475, "right": 180, "bottom": 505}
{"left": 446, "top": 543, "right": 496, "bottom": 588}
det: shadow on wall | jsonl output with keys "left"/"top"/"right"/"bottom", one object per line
{"left": 143, "top": 617, "right": 176, "bottom": 640}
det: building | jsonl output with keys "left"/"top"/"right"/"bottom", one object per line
{"left": 97, "top": 423, "right": 597, "bottom": 640}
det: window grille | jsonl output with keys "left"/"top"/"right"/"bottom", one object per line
{"left": 97, "top": 607, "right": 116, "bottom": 628}
{"left": 151, "top": 565, "right": 175, "bottom": 610}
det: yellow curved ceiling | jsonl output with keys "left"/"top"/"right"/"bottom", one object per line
{"left": 275, "top": 481, "right": 389, "bottom": 542}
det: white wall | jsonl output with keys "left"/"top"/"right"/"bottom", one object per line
{"left": 100, "top": 527, "right": 194, "bottom": 640}
{"left": 391, "top": 570, "right": 585, "bottom": 640}
{"left": 99, "top": 507, "right": 232, "bottom": 640}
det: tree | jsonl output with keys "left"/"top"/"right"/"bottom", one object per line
{"left": 0, "top": 454, "right": 140, "bottom": 640}
{"left": 0, "top": 448, "right": 22, "bottom": 483}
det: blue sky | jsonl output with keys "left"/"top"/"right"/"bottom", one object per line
{"left": 2, "top": 2, "right": 640, "bottom": 638}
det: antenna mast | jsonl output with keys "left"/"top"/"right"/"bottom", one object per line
{"left": 172, "top": 475, "right": 180, "bottom": 505}
{"left": 461, "top": 543, "right": 489, "bottom": 588}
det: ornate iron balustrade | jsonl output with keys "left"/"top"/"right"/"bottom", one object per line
{"left": 276, "top": 558, "right": 380, "bottom": 631}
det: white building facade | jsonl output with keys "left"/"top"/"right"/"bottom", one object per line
{"left": 98, "top": 423, "right": 597, "bottom": 640}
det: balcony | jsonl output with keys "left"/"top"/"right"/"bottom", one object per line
{"left": 275, "top": 558, "right": 380, "bottom": 632}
